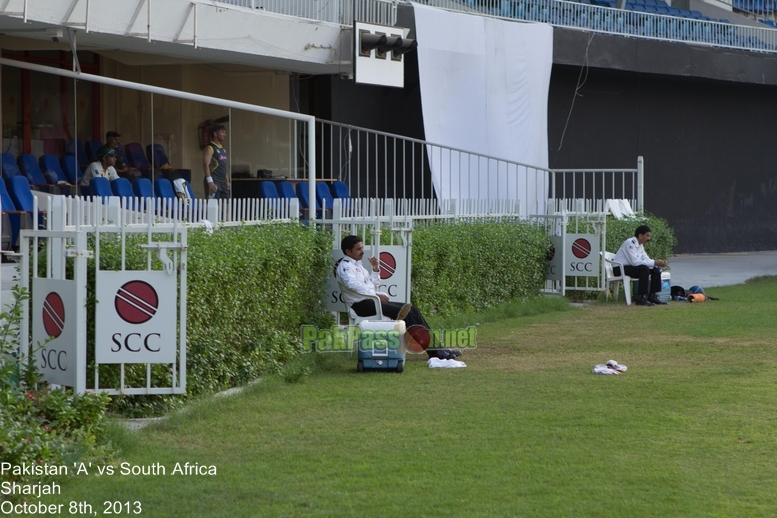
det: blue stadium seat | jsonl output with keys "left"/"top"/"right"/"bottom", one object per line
{"left": 125, "top": 142, "right": 152, "bottom": 174}
{"left": 111, "top": 177, "right": 134, "bottom": 199}
{"left": 259, "top": 181, "right": 279, "bottom": 198}
{"left": 89, "top": 177, "right": 113, "bottom": 200}
{"left": 316, "top": 182, "right": 335, "bottom": 211}
{"left": 330, "top": 181, "right": 350, "bottom": 199}
{"left": 146, "top": 144, "right": 171, "bottom": 170}
{"left": 60, "top": 155, "right": 82, "bottom": 185}
{"left": 1, "top": 153, "right": 22, "bottom": 180}
{"left": 0, "top": 179, "right": 21, "bottom": 249}
{"left": 154, "top": 178, "right": 176, "bottom": 200}
{"left": 17, "top": 154, "right": 48, "bottom": 187}
{"left": 277, "top": 181, "right": 297, "bottom": 200}
{"left": 7, "top": 176, "right": 43, "bottom": 233}
{"left": 39, "top": 155, "right": 68, "bottom": 184}
{"left": 133, "top": 177, "right": 153, "bottom": 199}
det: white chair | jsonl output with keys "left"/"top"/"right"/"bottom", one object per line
{"left": 602, "top": 251, "right": 632, "bottom": 305}
{"left": 337, "top": 282, "right": 388, "bottom": 324}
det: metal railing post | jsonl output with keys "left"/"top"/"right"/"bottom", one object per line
{"left": 637, "top": 156, "right": 644, "bottom": 213}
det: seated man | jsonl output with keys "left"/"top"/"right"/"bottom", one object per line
{"left": 613, "top": 225, "right": 668, "bottom": 306}
{"left": 98, "top": 131, "right": 139, "bottom": 179}
{"left": 80, "top": 147, "right": 119, "bottom": 187}
{"left": 335, "top": 235, "right": 460, "bottom": 359}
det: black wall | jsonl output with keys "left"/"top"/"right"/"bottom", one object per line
{"left": 550, "top": 30, "right": 777, "bottom": 253}
{"left": 304, "top": 10, "right": 777, "bottom": 252}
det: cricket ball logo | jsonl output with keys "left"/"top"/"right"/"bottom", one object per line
{"left": 572, "top": 238, "right": 592, "bottom": 259}
{"left": 115, "top": 280, "right": 159, "bottom": 325}
{"left": 379, "top": 252, "right": 396, "bottom": 280}
{"left": 42, "top": 292, "right": 65, "bottom": 339}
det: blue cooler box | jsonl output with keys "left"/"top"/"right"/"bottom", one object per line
{"left": 356, "top": 320, "right": 406, "bottom": 373}
{"left": 632, "top": 271, "right": 671, "bottom": 303}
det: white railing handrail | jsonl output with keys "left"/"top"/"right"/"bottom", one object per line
{"left": 420, "top": 0, "right": 777, "bottom": 54}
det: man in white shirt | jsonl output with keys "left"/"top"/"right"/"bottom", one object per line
{"left": 81, "top": 147, "right": 119, "bottom": 188}
{"left": 335, "top": 235, "right": 460, "bottom": 359}
{"left": 613, "top": 225, "right": 668, "bottom": 306}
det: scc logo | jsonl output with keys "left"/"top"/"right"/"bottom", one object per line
{"left": 379, "top": 252, "right": 396, "bottom": 280}
{"left": 42, "top": 292, "right": 65, "bottom": 339}
{"left": 115, "top": 281, "right": 159, "bottom": 324}
{"left": 546, "top": 246, "right": 556, "bottom": 262}
{"left": 571, "top": 238, "right": 592, "bottom": 259}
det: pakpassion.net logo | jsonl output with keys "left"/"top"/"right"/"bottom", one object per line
{"left": 300, "top": 324, "right": 477, "bottom": 353}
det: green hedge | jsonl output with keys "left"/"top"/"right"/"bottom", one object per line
{"left": 76, "top": 223, "right": 333, "bottom": 414}
{"left": 411, "top": 220, "right": 550, "bottom": 317}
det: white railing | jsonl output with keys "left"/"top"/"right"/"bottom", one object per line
{"left": 419, "top": 0, "right": 777, "bottom": 53}
{"left": 215, "top": 0, "right": 399, "bottom": 25}
{"left": 309, "top": 119, "right": 644, "bottom": 215}
{"left": 35, "top": 194, "right": 300, "bottom": 229}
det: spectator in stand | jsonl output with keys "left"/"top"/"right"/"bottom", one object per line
{"left": 81, "top": 147, "right": 119, "bottom": 186}
{"left": 98, "top": 131, "right": 139, "bottom": 179}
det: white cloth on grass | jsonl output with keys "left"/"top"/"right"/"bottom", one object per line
{"left": 428, "top": 357, "right": 466, "bottom": 368}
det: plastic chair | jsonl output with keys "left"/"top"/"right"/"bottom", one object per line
{"left": 89, "top": 177, "right": 113, "bottom": 201}
{"left": 154, "top": 178, "right": 176, "bottom": 200}
{"left": 276, "top": 181, "right": 297, "bottom": 200}
{"left": 259, "top": 181, "right": 280, "bottom": 198}
{"left": 603, "top": 251, "right": 632, "bottom": 305}
{"left": 336, "top": 280, "right": 387, "bottom": 325}
{"left": 133, "top": 177, "right": 153, "bottom": 199}
{"left": 296, "top": 182, "right": 324, "bottom": 218}
{"left": 7, "top": 176, "right": 43, "bottom": 234}
{"left": 1, "top": 153, "right": 22, "bottom": 180}
{"left": 85, "top": 139, "right": 104, "bottom": 162}
{"left": 124, "top": 142, "right": 152, "bottom": 174}
{"left": 39, "top": 155, "right": 68, "bottom": 184}
{"left": 111, "top": 177, "right": 135, "bottom": 199}
{"left": 146, "top": 144, "right": 171, "bottom": 171}
{"left": 60, "top": 155, "right": 82, "bottom": 185}
{"left": 0, "top": 179, "right": 21, "bottom": 249}
{"left": 316, "top": 182, "right": 335, "bottom": 211}
{"left": 330, "top": 181, "right": 350, "bottom": 199}
{"left": 17, "top": 154, "right": 49, "bottom": 187}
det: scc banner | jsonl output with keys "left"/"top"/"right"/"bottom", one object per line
{"left": 95, "top": 271, "right": 177, "bottom": 364}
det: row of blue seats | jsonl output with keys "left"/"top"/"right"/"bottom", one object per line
{"left": 64, "top": 138, "right": 172, "bottom": 173}
{"left": 257, "top": 180, "right": 351, "bottom": 213}
{"left": 86, "top": 176, "right": 195, "bottom": 201}
{"left": 2, "top": 152, "right": 81, "bottom": 186}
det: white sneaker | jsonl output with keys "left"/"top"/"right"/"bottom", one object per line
{"left": 606, "top": 360, "right": 627, "bottom": 372}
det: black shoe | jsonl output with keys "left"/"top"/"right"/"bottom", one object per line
{"left": 648, "top": 294, "right": 667, "bottom": 305}
{"left": 450, "top": 349, "right": 462, "bottom": 358}
{"left": 635, "top": 295, "right": 654, "bottom": 307}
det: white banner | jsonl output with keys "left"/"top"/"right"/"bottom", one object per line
{"left": 32, "top": 278, "right": 78, "bottom": 387}
{"left": 326, "top": 245, "right": 409, "bottom": 313}
{"left": 414, "top": 4, "right": 552, "bottom": 215}
{"left": 95, "top": 271, "right": 177, "bottom": 364}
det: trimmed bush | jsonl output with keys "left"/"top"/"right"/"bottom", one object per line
{"left": 0, "top": 287, "right": 113, "bottom": 489}
{"left": 411, "top": 220, "right": 550, "bottom": 317}
{"left": 81, "top": 223, "right": 333, "bottom": 414}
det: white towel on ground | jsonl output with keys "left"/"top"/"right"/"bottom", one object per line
{"left": 428, "top": 357, "right": 467, "bottom": 368}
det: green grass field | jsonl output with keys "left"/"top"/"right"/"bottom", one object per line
{"left": 40, "top": 277, "right": 777, "bottom": 517}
